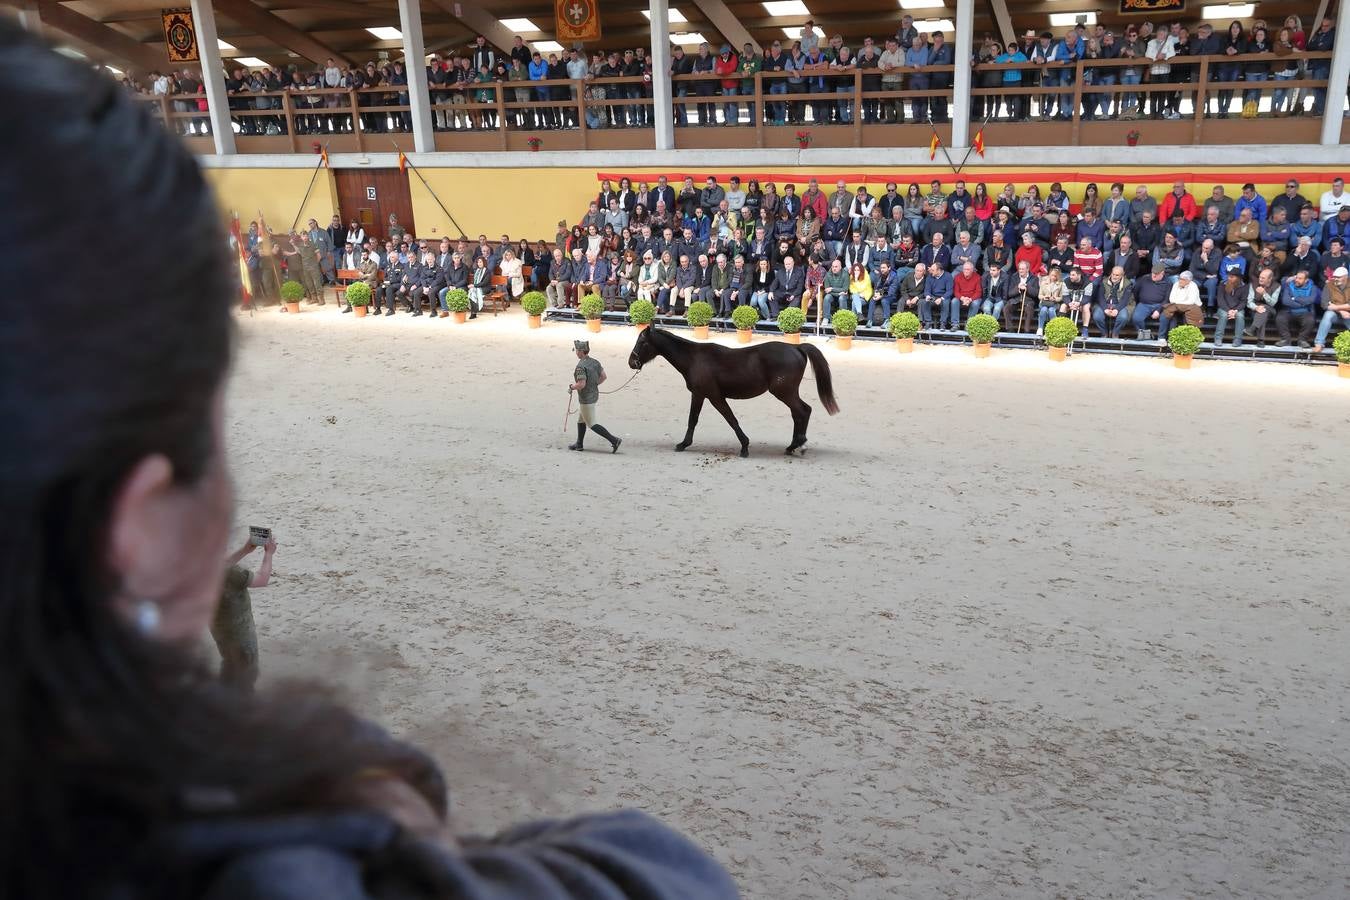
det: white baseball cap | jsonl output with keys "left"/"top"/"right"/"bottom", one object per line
{"left": 1335, "top": 267, "right": 1348, "bottom": 277}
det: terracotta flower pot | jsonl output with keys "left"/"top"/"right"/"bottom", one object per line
{"left": 972, "top": 342, "right": 991, "bottom": 358}
{"left": 528, "top": 314, "right": 542, "bottom": 329}
{"left": 353, "top": 305, "right": 368, "bottom": 318}
{"left": 783, "top": 332, "right": 801, "bottom": 344}
{"left": 452, "top": 311, "right": 468, "bottom": 323}
{"left": 1340, "top": 362, "right": 1350, "bottom": 378}
{"left": 634, "top": 322, "right": 649, "bottom": 331}
{"left": 439, "top": 310, "right": 449, "bottom": 318}
{"left": 693, "top": 324, "right": 710, "bottom": 340}
{"left": 836, "top": 335, "right": 853, "bottom": 350}
{"left": 1048, "top": 345, "right": 1068, "bottom": 362}
{"left": 1173, "top": 354, "right": 1193, "bottom": 369}
{"left": 895, "top": 337, "right": 914, "bottom": 353}
{"left": 736, "top": 328, "right": 752, "bottom": 343}
{"left": 586, "top": 318, "right": 602, "bottom": 333}
{"left": 285, "top": 301, "right": 300, "bottom": 314}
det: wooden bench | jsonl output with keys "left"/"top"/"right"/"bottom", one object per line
{"left": 335, "top": 268, "right": 383, "bottom": 304}
{"left": 483, "top": 274, "right": 510, "bottom": 315}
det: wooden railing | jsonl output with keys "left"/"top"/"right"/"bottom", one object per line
{"left": 132, "top": 51, "right": 1337, "bottom": 153}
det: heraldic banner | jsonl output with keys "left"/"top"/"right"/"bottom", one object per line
{"left": 1118, "top": 0, "right": 1184, "bottom": 14}
{"left": 555, "top": 0, "right": 602, "bottom": 44}
{"left": 162, "top": 7, "right": 199, "bottom": 63}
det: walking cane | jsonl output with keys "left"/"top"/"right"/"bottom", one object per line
{"left": 1016, "top": 285, "right": 1030, "bottom": 336}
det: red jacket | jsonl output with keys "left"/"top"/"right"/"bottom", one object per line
{"left": 953, "top": 270, "right": 983, "bottom": 299}
{"left": 1160, "top": 191, "right": 1198, "bottom": 221}
{"left": 800, "top": 189, "right": 828, "bottom": 222}
{"left": 1014, "top": 244, "right": 1046, "bottom": 276}
{"left": 714, "top": 53, "right": 739, "bottom": 89}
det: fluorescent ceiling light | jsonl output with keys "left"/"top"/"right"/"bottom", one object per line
{"left": 500, "top": 17, "right": 541, "bottom": 31}
{"left": 366, "top": 26, "right": 402, "bottom": 40}
{"left": 1048, "top": 11, "right": 1096, "bottom": 25}
{"left": 671, "top": 31, "right": 707, "bottom": 45}
{"left": 532, "top": 40, "right": 564, "bottom": 53}
{"left": 55, "top": 46, "right": 87, "bottom": 59}
{"left": 217, "top": 39, "right": 236, "bottom": 51}
{"left": 233, "top": 56, "right": 268, "bottom": 67}
{"left": 1202, "top": 2, "right": 1255, "bottom": 17}
{"left": 782, "top": 26, "right": 804, "bottom": 39}
{"left": 914, "top": 18, "right": 953, "bottom": 32}
{"left": 642, "top": 8, "right": 688, "bottom": 22}
{"left": 106, "top": 65, "right": 124, "bottom": 75}
{"left": 762, "top": 0, "right": 810, "bottom": 14}
{"left": 899, "top": 0, "right": 944, "bottom": 8}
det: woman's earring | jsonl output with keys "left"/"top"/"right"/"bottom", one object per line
{"left": 133, "top": 600, "right": 161, "bottom": 636}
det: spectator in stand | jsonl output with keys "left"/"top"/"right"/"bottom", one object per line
{"left": 1213, "top": 269, "right": 1249, "bottom": 347}
{"left": 951, "top": 259, "right": 983, "bottom": 329}
{"left": 1131, "top": 264, "right": 1172, "bottom": 338}
{"left": 921, "top": 261, "right": 952, "bottom": 329}
{"left": 1277, "top": 268, "right": 1320, "bottom": 346}
{"left": 1093, "top": 266, "right": 1133, "bottom": 337}
{"left": 1016, "top": 230, "right": 1046, "bottom": 276}
{"left": 1234, "top": 183, "right": 1268, "bottom": 223}
{"left": 1320, "top": 177, "right": 1350, "bottom": 220}
{"left": 1035, "top": 265, "right": 1065, "bottom": 333}
{"left": 1002, "top": 259, "right": 1039, "bottom": 331}
{"left": 1160, "top": 181, "right": 1198, "bottom": 221}
{"left": 1313, "top": 266, "right": 1350, "bottom": 352}
{"left": 1190, "top": 237, "right": 1221, "bottom": 307}
{"left": 1157, "top": 269, "right": 1203, "bottom": 340}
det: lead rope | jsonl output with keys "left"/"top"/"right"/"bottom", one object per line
{"left": 564, "top": 370, "right": 640, "bottom": 433}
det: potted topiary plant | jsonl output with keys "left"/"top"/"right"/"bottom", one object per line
{"left": 1043, "top": 316, "right": 1078, "bottom": 362}
{"left": 628, "top": 298, "right": 656, "bottom": 331}
{"left": 579, "top": 292, "right": 605, "bottom": 332}
{"left": 831, "top": 308, "right": 859, "bottom": 350}
{"left": 345, "top": 282, "right": 372, "bottom": 318}
{"left": 731, "top": 304, "right": 759, "bottom": 343}
{"left": 966, "top": 313, "right": 998, "bottom": 358}
{"left": 1166, "top": 323, "right": 1204, "bottom": 369}
{"left": 280, "top": 279, "right": 305, "bottom": 314}
{"left": 1333, "top": 331, "right": 1350, "bottom": 378}
{"left": 444, "top": 288, "right": 471, "bottom": 323}
{"left": 686, "top": 300, "right": 715, "bottom": 339}
{"left": 520, "top": 290, "right": 547, "bottom": 328}
{"left": 888, "top": 310, "right": 921, "bottom": 353}
{"left": 777, "top": 306, "right": 806, "bottom": 344}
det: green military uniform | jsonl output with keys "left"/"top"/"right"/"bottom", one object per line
{"left": 298, "top": 236, "right": 325, "bottom": 303}
{"left": 388, "top": 222, "right": 407, "bottom": 247}
{"left": 212, "top": 565, "right": 260, "bottom": 690}
{"left": 569, "top": 340, "right": 621, "bottom": 452}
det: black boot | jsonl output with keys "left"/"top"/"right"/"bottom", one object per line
{"left": 568, "top": 422, "right": 586, "bottom": 451}
{"left": 591, "top": 424, "right": 621, "bottom": 453}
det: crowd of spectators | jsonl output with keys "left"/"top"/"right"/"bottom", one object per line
{"left": 125, "top": 14, "right": 1340, "bottom": 135}
{"left": 250, "top": 174, "right": 1350, "bottom": 352}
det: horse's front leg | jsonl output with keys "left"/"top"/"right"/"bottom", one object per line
{"left": 676, "top": 393, "right": 704, "bottom": 451}
{"left": 707, "top": 395, "right": 750, "bottom": 458}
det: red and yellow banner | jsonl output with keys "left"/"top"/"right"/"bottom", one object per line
{"left": 555, "top": 0, "right": 601, "bottom": 44}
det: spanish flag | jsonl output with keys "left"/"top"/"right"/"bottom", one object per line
{"left": 398, "top": 151, "right": 408, "bottom": 174}
{"left": 973, "top": 129, "right": 986, "bottom": 158}
{"left": 928, "top": 133, "right": 941, "bottom": 161}
{"left": 229, "top": 212, "right": 252, "bottom": 308}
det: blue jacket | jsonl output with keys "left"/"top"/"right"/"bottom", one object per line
{"left": 684, "top": 214, "right": 711, "bottom": 242}
{"left": 528, "top": 59, "right": 549, "bottom": 81}
{"left": 1234, "top": 193, "right": 1268, "bottom": 223}
{"left": 1280, "top": 278, "right": 1320, "bottom": 312}
{"left": 923, "top": 270, "right": 953, "bottom": 299}
{"left": 1075, "top": 218, "right": 1106, "bottom": 249}
{"left": 1289, "top": 218, "right": 1322, "bottom": 249}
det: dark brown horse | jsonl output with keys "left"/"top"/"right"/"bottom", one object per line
{"left": 628, "top": 327, "right": 839, "bottom": 457}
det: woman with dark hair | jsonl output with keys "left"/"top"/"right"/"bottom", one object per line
{"left": 0, "top": 24, "right": 736, "bottom": 900}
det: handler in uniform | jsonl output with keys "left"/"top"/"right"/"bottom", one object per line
{"left": 212, "top": 534, "right": 277, "bottom": 692}
{"left": 569, "top": 340, "right": 622, "bottom": 452}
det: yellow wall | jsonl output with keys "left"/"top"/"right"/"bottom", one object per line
{"left": 209, "top": 165, "right": 1346, "bottom": 242}
{"left": 204, "top": 167, "right": 339, "bottom": 234}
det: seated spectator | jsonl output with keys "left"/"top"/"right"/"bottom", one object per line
{"left": 951, "top": 259, "right": 983, "bottom": 330}
{"left": 1036, "top": 265, "right": 1065, "bottom": 334}
{"left": 1278, "top": 269, "right": 1321, "bottom": 347}
{"left": 1002, "top": 260, "right": 1040, "bottom": 332}
{"left": 770, "top": 254, "right": 804, "bottom": 315}
{"left": 897, "top": 262, "right": 927, "bottom": 319}
{"left": 1131, "top": 264, "right": 1172, "bottom": 339}
{"left": 921, "top": 261, "right": 952, "bottom": 330}
{"left": 1015, "top": 231, "right": 1047, "bottom": 276}
{"left": 672, "top": 253, "right": 698, "bottom": 313}
{"left": 1046, "top": 233, "right": 1075, "bottom": 273}
{"left": 1189, "top": 238, "right": 1221, "bottom": 308}
{"left": 1285, "top": 236, "right": 1320, "bottom": 279}
{"left": 821, "top": 258, "right": 849, "bottom": 318}
{"left": 848, "top": 263, "right": 873, "bottom": 318}
{"left": 1157, "top": 269, "right": 1203, "bottom": 341}
{"left": 869, "top": 260, "right": 897, "bottom": 328}
{"left": 1247, "top": 266, "right": 1281, "bottom": 346}
{"left": 980, "top": 263, "right": 1007, "bottom": 321}
{"left": 801, "top": 255, "right": 825, "bottom": 317}
{"left": 1213, "top": 269, "right": 1248, "bottom": 348}
{"left": 1093, "top": 266, "right": 1133, "bottom": 338}
{"left": 1153, "top": 232, "right": 1187, "bottom": 283}
{"left": 1061, "top": 266, "right": 1093, "bottom": 332}
{"left": 1313, "top": 266, "right": 1350, "bottom": 352}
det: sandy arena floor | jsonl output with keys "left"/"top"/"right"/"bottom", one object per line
{"left": 228, "top": 304, "right": 1349, "bottom": 899}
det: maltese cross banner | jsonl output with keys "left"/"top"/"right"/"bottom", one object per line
{"left": 555, "top": 0, "right": 601, "bottom": 43}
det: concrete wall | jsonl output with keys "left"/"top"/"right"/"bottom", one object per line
{"left": 200, "top": 149, "right": 1350, "bottom": 240}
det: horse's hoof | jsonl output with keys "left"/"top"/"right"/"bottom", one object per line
{"left": 739, "top": 448, "right": 749, "bottom": 458}
{"left": 674, "top": 444, "right": 687, "bottom": 452}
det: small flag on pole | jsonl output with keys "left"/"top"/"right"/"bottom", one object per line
{"left": 928, "top": 133, "right": 941, "bottom": 161}
{"left": 973, "top": 129, "right": 985, "bottom": 157}
{"left": 398, "top": 151, "right": 408, "bottom": 173}
{"left": 320, "top": 146, "right": 329, "bottom": 167}
{"left": 229, "top": 213, "right": 252, "bottom": 309}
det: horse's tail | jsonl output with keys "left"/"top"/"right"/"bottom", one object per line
{"left": 800, "top": 344, "right": 839, "bottom": 416}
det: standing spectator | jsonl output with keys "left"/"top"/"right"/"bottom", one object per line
{"left": 905, "top": 34, "right": 931, "bottom": 123}
{"left": 691, "top": 43, "right": 716, "bottom": 125}
{"left": 1241, "top": 26, "right": 1271, "bottom": 115}
{"left": 715, "top": 44, "right": 740, "bottom": 125}
{"left": 669, "top": 45, "right": 693, "bottom": 126}
{"left": 1146, "top": 25, "right": 1177, "bottom": 118}
{"left": 1305, "top": 16, "right": 1335, "bottom": 116}
{"left": 1214, "top": 21, "right": 1245, "bottom": 117}
{"left": 928, "top": 31, "right": 953, "bottom": 122}
{"left": 877, "top": 37, "right": 907, "bottom": 123}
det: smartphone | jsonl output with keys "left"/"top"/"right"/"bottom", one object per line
{"left": 248, "top": 526, "right": 272, "bottom": 547}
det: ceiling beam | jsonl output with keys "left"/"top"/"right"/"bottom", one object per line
{"left": 35, "top": 1, "right": 164, "bottom": 71}
{"left": 986, "top": 0, "right": 1015, "bottom": 44}
{"left": 212, "top": 0, "right": 352, "bottom": 64}
{"left": 688, "top": 0, "right": 754, "bottom": 50}
{"left": 421, "top": 0, "right": 519, "bottom": 52}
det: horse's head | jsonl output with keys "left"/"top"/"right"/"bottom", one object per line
{"left": 629, "top": 327, "right": 657, "bottom": 370}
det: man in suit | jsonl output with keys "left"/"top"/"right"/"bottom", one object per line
{"left": 381, "top": 250, "right": 411, "bottom": 315}
{"left": 1001, "top": 260, "right": 1039, "bottom": 332}
{"left": 769, "top": 255, "right": 805, "bottom": 317}
{"left": 695, "top": 253, "right": 716, "bottom": 305}
{"left": 575, "top": 251, "right": 611, "bottom": 303}
{"left": 748, "top": 226, "right": 773, "bottom": 264}
{"left": 412, "top": 251, "right": 445, "bottom": 317}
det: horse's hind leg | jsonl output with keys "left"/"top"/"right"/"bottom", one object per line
{"left": 772, "top": 384, "right": 812, "bottom": 454}
{"left": 676, "top": 393, "right": 704, "bottom": 451}
{"left": 707, "top": 395, "right": 751, "bottom": 457}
